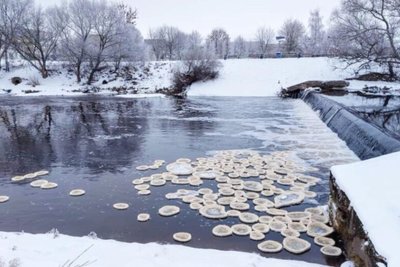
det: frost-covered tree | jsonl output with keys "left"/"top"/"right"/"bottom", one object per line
{"left": 255, "top": 27, "right": 274, "bottom": 58}
{"left": 55, "top": 0, "right": 95, "bottom": 83}
{"left": 207, "top": 28, "right": 230, "bottom": 59}
{"left": 279, "top": 19, "right": 306, "bottom": 54}
{"left": 185, "top": 31, "right": 202, "bottom": 51}
{"left": 13, "top": 6, "right": 65, "bottom": 78}
{"left": 0, "top": 0, "right": 32, "bottom": 71}
{"left": 147, "top": 26, "right": 186, "bottom": 60}
{"left": 233, "top": 36, "right": 247, "bottom": 58}
{"left": 330, "top": 0, "right": 400, "bottom": 79}
{"left": 305, "top": 9, "right": 326, "bottom": 56}
{"left": 109, "top": 25, "right": 146, "bottom": 70}
{"left": 85, "top": 1, "right": 126, "bottom": 84}
{"left": 148, "top": 28, "right": 166, "bottom": 60}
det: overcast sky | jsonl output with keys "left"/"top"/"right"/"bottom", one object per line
{"left": 38, "top": 0, "right": 341, "bottom": 39}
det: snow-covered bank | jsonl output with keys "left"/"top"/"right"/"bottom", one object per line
{"left": 2, "top": 58, "right": 400, "bottom": 98}
{"left": 188, "top": 58, "right": 400, "bottom": 97}
{"left": 0, "top": 231, "right": 328, "bottom": 267}
{"left": 0, "top": 61, "right": 175, "bottom": 97}
{"left": 331, "top": 152, "right": 400, "bottom": 267}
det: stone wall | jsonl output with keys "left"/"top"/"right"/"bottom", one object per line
{"left": 329, "top": 175, "right": 387, "bottom": 267}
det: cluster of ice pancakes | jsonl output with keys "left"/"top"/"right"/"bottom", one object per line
{"left": 7, "top": 170, "right": 85, "bottom": 198}
{"left": 131, "top": 150, "right": 342, "bottom": 256}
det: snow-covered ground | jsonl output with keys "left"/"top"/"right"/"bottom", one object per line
{"left": 0, "top": 61, "right": 175, "bottom": 97}
{"left": 188, "top": 58, "right": 400, "bottom": 97}
{"left": 1, "top": 57, "right": 399, "bottom": 97}
{"left": 331, "top": 151, "right": 400, "bottom": 267}
{"left": 0, "top": 231, "right": 328, "bottom": 267}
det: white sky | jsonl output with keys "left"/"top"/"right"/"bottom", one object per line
{"left": 37, "top": 0, "right": 341, "bottom": 40}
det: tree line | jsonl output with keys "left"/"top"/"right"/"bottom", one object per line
{"left": 1, "top": 0, "right": 399, "bottom": 82}
{"left": 0, "top": 0, "right": 146, "bottom": 84}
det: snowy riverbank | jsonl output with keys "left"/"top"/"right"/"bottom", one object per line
{"left": 0, "top": 61, "right": 175, "bottom": 97}
{"left": 331, "top": 151, "right": 400, "bottom": 267}
{"left": 0, "top": 231, "right": 329, "bottom": 267}
{"left": 188, "top": 58, "right": 400, "bottom": 97}
{"left": 1, "top": 58, "right": 400, "bottom": 98}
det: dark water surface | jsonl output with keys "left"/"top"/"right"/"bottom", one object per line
{"left": 0, "top": 96, "right": 358, "bottom": 266}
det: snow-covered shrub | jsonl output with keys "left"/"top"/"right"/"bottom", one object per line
{"left": 171, "top": 47, "right": 221, "bottom": 96}
{"left": 27, "top": 76, "right": 40, "bottom": 87}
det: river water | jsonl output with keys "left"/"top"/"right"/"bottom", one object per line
{"left": 0, "top": 96, "right": 358, "bottom": 266}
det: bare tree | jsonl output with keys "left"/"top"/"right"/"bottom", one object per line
{"left": 207, "top": 28, "right": 230, "bottom": 59}
{"left": 255, "top": 27, "right": 274, "bottom": 58}
{"left": 148, "top": 28, "right": 166, "bottom": 60}
{"left": 279, "top": 19, "right": 306, "bottom": 54}
{"left": 233, "top": 36, "right": 247, "bottom": 58}
{"left": 117, "top": 3, "right": 137, "bottom": 25}
{"left": 330, "top": 0, "right": 400, "bottom": 79}
{"left": 109, "top": 24, "right": 146, "bottom": 70}
{"left": 306, "top": 9, "right": 326, "bottom": 56}
{"left": 185, "top": 31, "right": 202, "bottom": 51}
{"left": 13, "top": 6, "right": 65, "bottom": 78}
{"left": 86, "top": 1, "right": 125, "bottom": 84}
{"left": 56, "top": 0, "right": 95, "bottom": 83}
{"left": 0, "top": 0, "right": 32, "bottom": 71}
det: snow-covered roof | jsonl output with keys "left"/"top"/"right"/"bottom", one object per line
{"left": 331, "top": 151, "right": 400, "bottom": 267}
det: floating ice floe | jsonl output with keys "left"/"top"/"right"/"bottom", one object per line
{"left": 136, "top": 165, "right": 149, "bottom": 171}
{"left": 258, "top": 215, "right": 273, "bottom": 224}
{"left": 306, "top": 221, "right": 334, "bottom": 237}
{"left": 199, "top": 205, "right": 227, "bottom": 219}
{"left": 34, "top": 170, "right": 49, "bottom": 177}
{"left": 137, "top": 213, "right": 150, "bottom": 222}
{"left": 274, "top": 191, "right": 305, "bottom": 208}
{"left": 159, "top": 205, "right": 180, "bottom": 217}
{"left": 283, "top": 237, "right": 311, "bottom": 254}
{"left": 138, "top": 190, "right": 151, "bottom": 195}
{"left": 320, "top": 245, "right": 342, "bottom": 256}
{"left": 314, "top": 236, "right": 335, "bottom": 247}
{"left": 270, "top": 221, "right": 287, "bottom": 232}
{"left": 40, "top": 182, "right": 58, "bottom": 189}
{"left": 173, "top": 232, "right": 192, "bottom": 243}
{"left": 30, "top": 180, "right": 48, "bottom": 188}
{"left": 134, "top": 184, "right": 150, "bottom": 190}
{"left": 238, "top": 212, "right": 259, "bottom": 224}
{"left": 249, "top": 231, "right": 265, "bottom": 241}
{"left": 231, "top": 224, "right": 252, "bottom": 236}
{"left": 227, "top": 209, "right": 241, "bottom": 217}
{"left": 11, "top": 175, "right": 25, "bottom": 182}
{"left": 113, "top": 203, "right": 129, "bottom": 210}
{"left": 281, "top": 229, "right": 300, "bottom": 238}
{"left": 252, "top": 223, "right": 270, "bottom": 233}
{"left": 212, "top": 225, "right": 232, "bottom": 237}
{"left": 0, "top": 195, "right": 10, "bottom": 203}
{"left": 287, "top": 212, "right": 310, "bottom": 222}
{"left": 288, "top": 222, "right": 308, "bottom": 233}
{"left": 243, "top": 181, "right": 263, "bottom": 192}
{"left": 257, "top": 240, "right": 283, "bottom": 253}
{"left": 166, "top": 162, "right": 193, "bottom": 176}
{"left": 230, "top": 202, "right": 250, "bottom": 211}
{"left": 69, "top": 189, "right": 85, "bottom": 197}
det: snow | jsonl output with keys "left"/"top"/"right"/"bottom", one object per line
{"left": 2, "top": 58, "right": 400, "bottom": 97}
{"left": 0, "top": 231, "right": 328, "bottom": 267}
{"left": 331, "top": 151, "right": 400, "bottom": 267}
{"left": 188, "top": 57, "right": 400, "bottom": 97}
{"left": 0, "top": 61, "right": 175, "bottom": 97}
